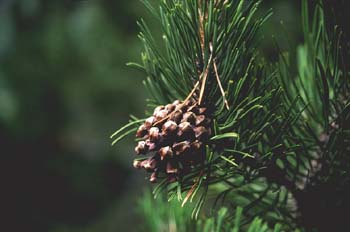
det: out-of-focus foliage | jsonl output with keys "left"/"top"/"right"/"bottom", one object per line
{"left": 138, "top": 190, "right": 194, "bottom": 232}
{"left": 277, "top": 1, "right": 350, "bottom": 230}
{"left": 138, "top": 190, "right": 285, "bottom": 232}
{"left": 0, "top": 0, "right": 151, "bottom": 231}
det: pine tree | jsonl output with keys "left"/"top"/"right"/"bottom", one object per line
{"left": 111, "top": 0, "right": 350, "bottom": 231}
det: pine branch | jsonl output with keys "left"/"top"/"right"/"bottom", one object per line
{"left": 277, "top": 0, "right": 350, "bottom": 229}
{"left": 113, "top": 0, "right": 302, "bottom": 224}
{"left": 112, "top": 0, "right": 349, "bottom": 229}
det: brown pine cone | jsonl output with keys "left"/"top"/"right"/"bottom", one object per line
{"left": 132, "top": 99, "right": 212, "bottom": 183}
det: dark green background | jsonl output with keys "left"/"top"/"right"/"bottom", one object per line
{"left": 0, "top": 0, "right": 347, "bottom": 231}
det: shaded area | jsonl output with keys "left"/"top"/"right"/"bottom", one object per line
{"left": 0, "top": 0, "right": 148, "bottom": 231}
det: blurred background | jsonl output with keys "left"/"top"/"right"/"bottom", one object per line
{"left": 0, "top": 0, "right": 346, "bottom": 231}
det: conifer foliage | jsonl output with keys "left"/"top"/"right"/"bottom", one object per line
{"left": 111, "top": 0, "right": 349, "bottom": 230}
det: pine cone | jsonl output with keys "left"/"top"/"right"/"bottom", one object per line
{"left": 133, "top": 100, "right": 212, "bottom": 183}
